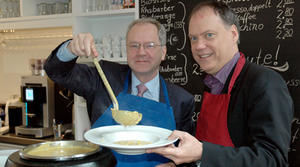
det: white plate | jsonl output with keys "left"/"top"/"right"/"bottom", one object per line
{"left": 84, "top": 125, "right": 177, "bottom": 155}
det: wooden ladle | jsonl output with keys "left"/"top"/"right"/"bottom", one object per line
{"left": 93, "top": 58, "right": 142, "bottom": 126}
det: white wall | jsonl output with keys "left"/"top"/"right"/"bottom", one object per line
{"left": 0, "top": 27, "right": 72, "bottom": 103}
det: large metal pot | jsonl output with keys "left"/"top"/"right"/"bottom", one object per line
{"left": 5, "top": 140, "right": 116, "bottom": 167}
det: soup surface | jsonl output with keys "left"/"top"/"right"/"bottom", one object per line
{"left": 27, "top": 145, "right": 95, "bottom": 157}
{"left": 114, "top": 140, "right": 151, "bottom": 146}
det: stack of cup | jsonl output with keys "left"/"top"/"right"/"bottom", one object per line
{"left": 29, "top": 58, "right": 45, "bottom": 76}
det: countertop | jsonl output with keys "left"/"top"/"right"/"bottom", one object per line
{"left": 0, "top": 133, "right": 50, "bottom": 167}
{"left": 0, "top": 133, "right": 73, "bottom": 167}
{"left": 0, "top": 133, "right": 51, "bottom": 146}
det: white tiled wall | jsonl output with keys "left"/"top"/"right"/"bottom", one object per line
{"left": 0, "top": 27, "right": 72, "bottom": 103}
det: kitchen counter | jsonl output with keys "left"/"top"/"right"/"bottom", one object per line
{"left": 0, "top": 133, "right": 52, "bottom": 146}
{"left": 0, "top": 133, "right": 73, "bottom": 167}
{"left": 0, "top": 134, "right": 51, "bottom": 167}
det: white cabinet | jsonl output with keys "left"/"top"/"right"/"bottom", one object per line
{"left": 0, "top": 14, "right": 72, "bottom": 30}
{"left": 0, "top": 0, "right": 139, "bottom": 63}
{"left": 73, "top": 0, "right": 139, "bottom": 63}
{"left": 0, "top": 0, "right": 72, "bottom": 30}
{"left": 75, "top": 8, "right": 136, "bottom": 63}
{"left": 20, "top": 0, "right": 71, "bottom": 17}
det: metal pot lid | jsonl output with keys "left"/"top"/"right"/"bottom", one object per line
{"left": 19, "top": 140, "right": 101, "bottom": 161}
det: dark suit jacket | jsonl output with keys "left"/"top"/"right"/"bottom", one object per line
{"left": 44, "top": 42, "right": 195, "bottom": 134}
{"left": 201, "top": 59, "right": 294, "bottom": 167}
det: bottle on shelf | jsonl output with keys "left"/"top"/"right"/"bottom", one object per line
{"left": 123, "top": 0, "right": 135, "bottom": 9}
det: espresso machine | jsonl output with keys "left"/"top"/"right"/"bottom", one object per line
{"left": 15, "top": 75, "right": 55, "bottom": 138}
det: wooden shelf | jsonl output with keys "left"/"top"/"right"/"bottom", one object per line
{"left": 76, "top": 8, "right": 136, "bottom": 18}
{"left": 0, "top": 14, "right": 72, "bottom": 30}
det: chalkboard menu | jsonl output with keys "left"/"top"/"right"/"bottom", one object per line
{"left": 139, "top": 0, "right": 299, "bottom": 166}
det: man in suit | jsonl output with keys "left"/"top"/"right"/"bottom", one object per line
{"left": 44, "top": 18, "right": 194, "bottom": 167}
{"left": 147, "top": 1, "right": 294, "bottom": 167}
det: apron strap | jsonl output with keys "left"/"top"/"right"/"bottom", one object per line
{"left": 160, "top": 76, "right": 171, "bottom": 107}
{"left": 228, "top": 53, "right": 246, "bottom": 93}
{"left": 123, "top": 70, "right": 131, "bottom": 92}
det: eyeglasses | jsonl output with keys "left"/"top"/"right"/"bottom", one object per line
{"left": 127, "top": 42, "right": 162, "bottom": 51}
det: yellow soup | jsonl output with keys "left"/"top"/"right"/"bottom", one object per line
{"left": 27, "top": 145, "right": 95, "bottom": 157}
{"left": 114, "top": 140, "right": 151, "bottom": 146}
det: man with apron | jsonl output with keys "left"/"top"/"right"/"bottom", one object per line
{"left": 44, "top": 18, "right": 195, "bottom": 167}
{"left": 147, "top": 1, "right": 293, "bottom": 167}
{"left": 92, "top": 72, "right": 176, "bottom": 166}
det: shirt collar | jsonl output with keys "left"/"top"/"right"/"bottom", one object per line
{"left": 214, "top": 52, "right": 241, "bottom": 84}
{"left": 204, "top": 52, "right": 240, "bottom": 92}
{"left": 131, "top": 72, "right": 160, "bottom": 100}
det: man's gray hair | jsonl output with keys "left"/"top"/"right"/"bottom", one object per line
{"left": 126, "top": 18, "right": 167, "bottom": 46}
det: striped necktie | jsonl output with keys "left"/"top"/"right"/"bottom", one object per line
{"left": 137, "top": 84, "right": 148, "bottom": 97}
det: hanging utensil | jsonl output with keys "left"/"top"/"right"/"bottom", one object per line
{"left": 93, "top": 58, "right": 142, "bottom": 126}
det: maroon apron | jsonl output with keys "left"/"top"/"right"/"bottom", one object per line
{"left": 195, "top": 54, "right": 246, "bottom": 147}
